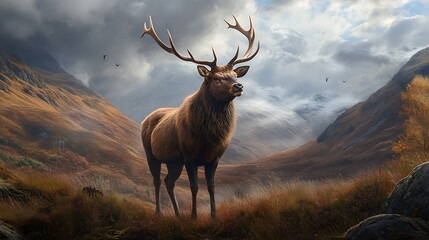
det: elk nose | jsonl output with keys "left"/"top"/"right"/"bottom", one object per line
{"left": 233, "top": 83, "right": 243, "bottom": 91}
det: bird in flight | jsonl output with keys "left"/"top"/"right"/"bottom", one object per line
{"left": 342, "top": 80, "right": 347, "bottom": 83}
{"left": 116, "top": 64, "right": 120, "bottom": 67}
{"left": 103, "top": 55, "right": 107, "bottom": 60}
{"left": 325, "top": 77, "right": 329, "bottom": 82}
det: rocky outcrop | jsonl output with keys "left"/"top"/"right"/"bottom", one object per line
{"left": 385, "top": 162, "right": 429, "bottom": 221}
{"left": 0, "top": 82, "right": 8, "bottom": 93}
{"left": 346, "top": 162, "right": 429, "bottom": 239}
{"left": 345, "top": 214, "right": 429, "bottom": 240}
{"left": 0, "top": 73, "right": 12, "bottom": 86}
{"left": 0, "top": 51, "right": 46, "bottom": 88}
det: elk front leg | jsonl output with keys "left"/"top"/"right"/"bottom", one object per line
{"left": 165, "top": 161, "right": 184, "bottom": 217}
{"left": 204, "top": 159, "right": 219, "bottom": 218}
{"left": 184, "top": 160, "right": 198, "bottom": 219}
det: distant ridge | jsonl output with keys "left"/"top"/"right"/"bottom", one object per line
{"left": 218, "top": 47, "right": 429, "bottom": 181}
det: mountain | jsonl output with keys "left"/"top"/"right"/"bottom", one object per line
{"left": 0, "top": 50, "right": 152, "bottom": 198}
{"left": 217, "top": 47, "right": 429, "bottom": 181}
{"left": 222, "top": 98, "right": 314, "bottom": 163}
{"left": 294, "top": 94, "right": 352, "bottom": 134}
{"left": 222, "top": 91, "right": 354, "bottom": 163}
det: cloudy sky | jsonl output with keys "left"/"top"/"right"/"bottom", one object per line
{"left": 1, "top": 0, "right": 429, "bottom": 127}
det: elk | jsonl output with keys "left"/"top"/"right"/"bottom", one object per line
{"left": 140, "top": 16, "right": 259, "bottom": 219}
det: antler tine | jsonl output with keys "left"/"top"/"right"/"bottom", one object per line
{"left": 141, "top": 16, "right": 172, "bottom": 53}
{"left": 234, "top": 41, "right": 260, "bottom": 65}
{"left": 141, "top": 16, "right": 217, "bottom": 68}
{"left": 225, "top": 15, "right": 259, "bottom": 65}
{"left": 227, "top": 46, "right": 240, "bottom": 65}
{"left": 211, "top": 47, "right": 218, "bottom": 63}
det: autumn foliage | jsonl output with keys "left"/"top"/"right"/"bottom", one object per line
{"left": 393, "top": 76, "right": 429, "bottom": 164}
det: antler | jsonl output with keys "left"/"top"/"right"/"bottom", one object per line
{"left": 141, "top": 16, "right": 217, "bottom": 69}
{"left": 225, "top": 16, "right": 260, "bottom": 66}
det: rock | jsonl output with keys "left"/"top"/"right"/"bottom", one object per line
{"left": 0, "top": 220, "right": 23, "bottom": 240}
{"left": 0, "top": 82, "right": 9, "bottom": 93}
{"left": 0, "top": 74, "right": 12, "bottom": 85}
{"left": 22, "top": 86, "right": 34, "bottom": 96}
{"left": 38, "top": 132, "right": 49, "bottom": 139}
{"left": 345, "top": 214, "right": 429, "bottom": 240}
{"left": 35, "top": 92, "right": 51, "bottom": 105}
{"left": 385, "top": 162, "right": 429, "bottom": 220}
{"left": 82, "top": 186, "right": 103, "bottom": 197}
{"left": 0, "top": 50, "right": 46, "bottom": 88}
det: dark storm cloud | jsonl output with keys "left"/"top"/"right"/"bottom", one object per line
{"left": 332, "top": 42, "right": 391, "bottom": 66}
{"left": 384, "top": 15, "right": 429, "bottom": 49}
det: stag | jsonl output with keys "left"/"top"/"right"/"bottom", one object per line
{"left": 141, "top": 16, "right": 259, "bottom": 219}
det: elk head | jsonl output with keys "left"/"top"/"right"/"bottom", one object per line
{"left": 141, "top": 16, "right": 260, "bottom": 102}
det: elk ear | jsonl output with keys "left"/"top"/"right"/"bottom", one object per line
{"left": 234, "top": 66, "right": 250, "bottom": 78}
{"left": 197, "top": 65, "right": 210, "bottom": 77}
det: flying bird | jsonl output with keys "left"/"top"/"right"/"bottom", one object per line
{"left": 342, "top": 80, "right": 347, "bottom": 83}
{"left": 116, "top": 64, "right": 120, "bottom": 67}
{"left": 325, "top": 77, "right": 329, "bottom": 82}
{"left": 103, "top": 55, "right": 107, "bottom": 60}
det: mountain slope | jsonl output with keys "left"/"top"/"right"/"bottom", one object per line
{"left": 0, "top": 50, "right": 151, "bottom": 197}
{"left": 217, "top": 47, "right": 429, "bottom": 181}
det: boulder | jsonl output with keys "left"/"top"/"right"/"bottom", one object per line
{"left": 385, "top": 162, "right": 429, "bottom": 220}
{"left": 345, "top": 214, "right": 429, "bottom": 240}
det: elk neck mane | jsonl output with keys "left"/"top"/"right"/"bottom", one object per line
{"left": 186, "top": 79, "right": 236, "bottom": 145}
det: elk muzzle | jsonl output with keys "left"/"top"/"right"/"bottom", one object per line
{"left": 232, "top": 83, "right": 243, "bottom": 96}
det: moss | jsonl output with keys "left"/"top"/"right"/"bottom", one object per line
{"left": 0, "top": 150, "right": 14, "bottom": 163}
{"left": 15, "top": 157, "right": 46, "bottom": 170}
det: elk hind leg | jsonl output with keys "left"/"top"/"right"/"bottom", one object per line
{"left": 204, "top": 160, "right": 219, "bottom": 218}
{"left": 165, "top": 160, "right": 184, "bottom": 217}
{"left": 146, "top": 153, "right": 162, "bottom": 216}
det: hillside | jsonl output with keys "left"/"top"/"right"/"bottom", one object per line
{"left": 0, "top": 50, "right": 151, "bottom": 198}
{"left": 223, "top": 93, "right": 348, "bottom": 163}
{"left": 218, "top": 47, "right": 429, "bottom": 181}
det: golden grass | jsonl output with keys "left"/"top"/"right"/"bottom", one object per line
{"left": 1, "top": 76, "right": 429, "bottom": 239}
{"left": 0, "top": 168, "right": 151, "bottom": 240}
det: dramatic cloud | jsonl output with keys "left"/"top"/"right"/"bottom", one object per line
{"left": 1, "top": 0, "right": 429, "bottom": 160}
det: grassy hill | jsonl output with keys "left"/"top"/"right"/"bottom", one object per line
{"left": 0, "top": 50, "right": 151, "bottom": 199}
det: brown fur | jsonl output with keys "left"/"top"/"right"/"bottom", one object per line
{"left": 141, "top": 66, "right": 239, "bottom": 166}
{"left": 141, "top": 64, "right": 248, "bottom": 218}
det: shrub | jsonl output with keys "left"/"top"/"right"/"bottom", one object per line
{"left": 15, "top": 156, "right": 46, "bottom": 170}
{"left": 0, "top": 136, "right": 22, "bottom": 149}
{"left": 0, "top": 150, "right": 14, "bottom": 163}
